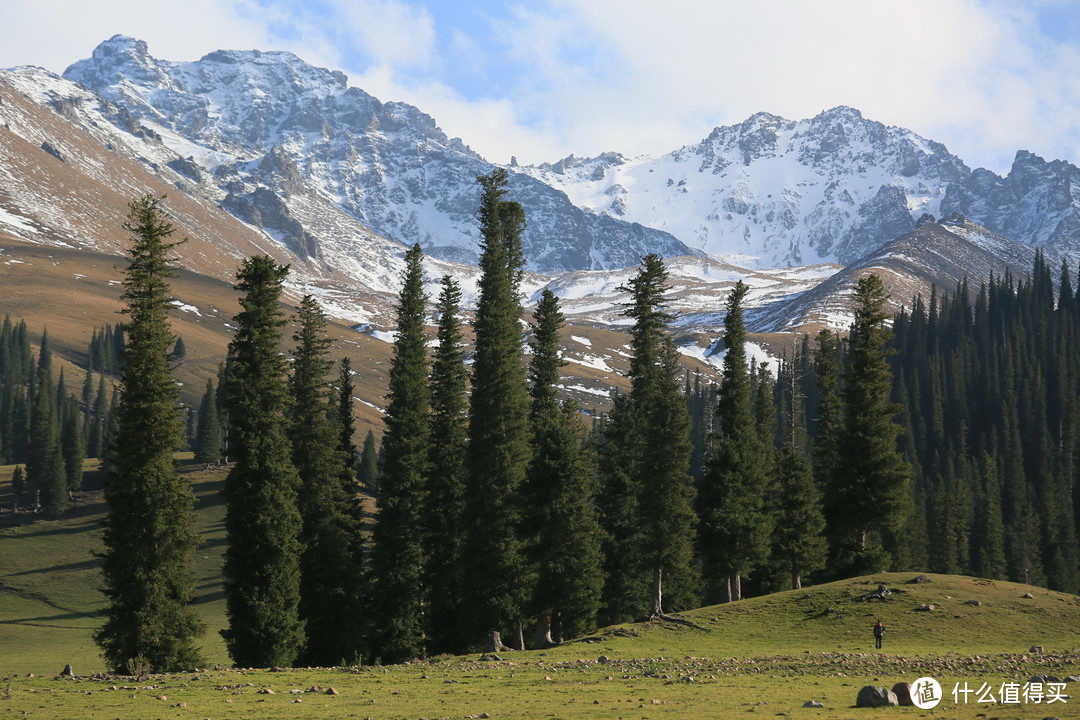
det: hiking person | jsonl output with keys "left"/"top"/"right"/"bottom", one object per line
{"left": 873, "top": 620, "right": 885, "bottom": 649}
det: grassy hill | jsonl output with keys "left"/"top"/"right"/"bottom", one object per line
{"left": 3, "top": 462, "right": 1080, "bottom": 718}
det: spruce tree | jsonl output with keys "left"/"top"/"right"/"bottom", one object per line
{"left": 463, "top": 169, "right": 533, "bottom": 650}
{"left": 424, "top": 275, "right": 470, "bottom": 654}
{"left": 370, "top": 244, "right": 431, "bottom": 662}
{"left": 61, "top": 398, "right": 84, "bottom": 492}
{"left": 335, "top": 357, "right": 358, "bottom": 488}
{"left": 288, "top": 295, "right": 366, "bottom": 666}
{"left": 27, "top": 357, "right": 65, "bottom": 517}
{"left": 700, "top": 281, "right": 772, "bottom": 602}
{"left": 10, "top": 465, "right": 26, "bottom": 512}
{"left": 525, "top": 289, "right": 603, "bottom": 645}
{"left": 619, "top": 255, "right": 698, "bottom": 616}
{"left": 358, "top": 430, "right": 379, "bottom": 489}
{"left": 94, "top": 194, "right": 205, "bottom": 673}
{"left": 221, "top": 256, "right": 305, "bottom": 668}
{"left": 194, "top": 378, "right": 222, "bottom": 464}
{"left": 835, "top": 273, "right": 912, "bottom": 572}
{"left": 772, "top": 446, "right": 827, "bottom": 589}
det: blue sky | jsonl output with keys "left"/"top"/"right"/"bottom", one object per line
{"left": 4, "top": 0, "right": 1080, "bottom": 173}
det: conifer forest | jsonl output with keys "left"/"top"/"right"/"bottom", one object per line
{"left": 3, "top": 180, "right": 1080, "bottom": 673}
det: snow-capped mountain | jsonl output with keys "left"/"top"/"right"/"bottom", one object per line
{"left": 62, "top": 35, "right": 696, "bottom": 274}
{"left": 521, "top": 108, "right": 1080, "bottom": 269}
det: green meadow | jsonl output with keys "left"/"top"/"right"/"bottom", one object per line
{"left": 3, "top": 462, "right": 1080, "bottom": 719}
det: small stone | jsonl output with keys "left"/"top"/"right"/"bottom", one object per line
{"left": 915, "top": 603, "right": 936, "bottom": 612}
{"left": 155, "top": 695, "right": 168, "bottom": 701}
{"left": 681, "top": 676, "right": 695, "bottom": 682}
{"left": 1023, "top": 592, "right": 1035, "bottom": 599}
{"left": 292, "top": 698, "right": 302, "bottom": 703}
{"left": 965, "top": 600, "right": 982, "bottom": 607}
{"left": 910, "top": 575, "right": 931, "bottom": 584}
{"left": 307, "top": 685, "right": 324, "bottom": 693}
{"left": 802, "top": 700, "right": 825, "bottom": 708}
{"left": 597, "top": 655, "right": 609, "bottom": 663}
{"left": 1030, "top": 645, "right": 1045, "bottom": 653}
{"left": 325, "top": 687, "right": 340, "bottom": 695}
{"left": 544, "top": 676, "right": 553, "bottom": 681}
{"left": 60, "top": 664, "right": 75, "bottom": 677}
{"left": 257, "top": 688, "right": 274, "bottom": 695}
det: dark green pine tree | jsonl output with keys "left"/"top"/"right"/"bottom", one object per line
{"left": 597, "top": 390, "right": 648, "bottom": 624}
{"left": 288, "top": 295, "right": 366, "bottom": 666}
{"left": 812, "top": 328, "right": 843, "bottom": 507}
{"left": 93, "top": 194, "right": 204, "bottom": 673}
{"left": 525, "top": 289, "right": 603, "bottom": 646}
{"left": 620, "top": 255, "right": 699, "bottom": 616}
{"left": 60, "top": 397, "right": 84, "bottom": 492}
{"left": 194, "top": 378, "right": 222, "bottom": 464}
{"left": 463, "top": 169, "right": 533, "bottom": 651}
{"left": 424, "top": 275, "right": 470, "bottom": 655}
{"left": 221, "top": 256, "right": 305, "bottom": 668}
{"left": 370, "top": 244, "right": 431, "bottom": 662}
{"left": 87, "top": 374, "right": 108, "bottom": 459}
{"left": 835, "top": 273, "right": 912, "bottom": 572}
{"left": 700, "top": 280, "right": 772, "bottom": 602}
{"left": 335, "top": 357, "right": 358, "bottom": 489}
{"left": 10, "top": 465, "right": 26, "bottom": 512}
{"left": 171, "top": 336, "right": 186, "bottom": 361}
{"left": 27, "top": 352, "right": 65, "bottom": 517}
{"left": 358, "top": 430, "right": 379, "bottom": 490}
{"left": 772, "top": 446, "right": 828, "bottom": 589}
{"left": 972, "top": 453, "right": 1007, "bottom": 580}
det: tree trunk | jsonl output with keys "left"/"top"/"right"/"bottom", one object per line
{"left": 856, "top": 529, "right": 868, "bottom": 553}
{"left": 514, "top": 622, "right": 525, "bottom": 652}
{"left": 792, "top": 571, "right": 802, "bottom": 590}
{"left": 483, "top": 631, "right": 508, "bottom": 653}
{"left": 729, "top": 572, "right": 742, "bottom": 601}
{"left": 535, "top": 612, "right": 555, "bottom": 649}
{"left": 652, "top": 565, "right": 664, "bottom": 616}
{"left": 725, "top": 575, "right": 733, "bottom": 604}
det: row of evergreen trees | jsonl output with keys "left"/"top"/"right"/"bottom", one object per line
{"left": 91, "top": 185, "right": 1080, "bottom": 675}
{"left": 0, "top": 319, "right": 121, "bottom": 515}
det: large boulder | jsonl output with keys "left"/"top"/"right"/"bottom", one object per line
{"left": 892, "top": 682, "right": 913, "bottom": 705}
{"left": 856, "top": 685, "right": 899, "bottom": 707}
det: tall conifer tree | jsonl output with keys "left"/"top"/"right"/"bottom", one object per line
{"left": 525, "top": 289, "right": 603, "bottom": 645}
{"left": 289, "top": 295, "right": 366, "bottom": 666}
{"left": 371, "top": 244, "right": 431, "bottom": 662}
{"left": 836, "top": 273, "right": 912, "bottom": 571}
{"left": 221, "top": 256, "right": 305, "bottom": 668}
{"left": 194, "top": 378, "right": 222, "bottom": 464}
{"left": 94, "top": 194, "right": 204, "bottom": 672}
{"left": 463, "top": 169, "right": 533, "bottom": 650}
{"left": 700, "top": 281, "right": 772, "bottom": 601}
{"left": 424, "top": 276, "right": 470, "bottom": 654}
{"left": 619, "top": 255, "right": 698, "bottom": 616}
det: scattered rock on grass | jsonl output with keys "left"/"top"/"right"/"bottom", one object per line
{"left": 1023, "top": 592, "right": 1035, "bottom": 599}
{"left": 915, "top": 604, "right": 936, "bottom": 612}
{"left": 965, "top": 600, "right": 982, "bottom": 607}
{"left": 1030, "top": 645, "right": 1045, "bottom": 654}
{"left": 856, "top": 686, "right": 899, "bottom": 707}
{"left": 802, "top": 700, "right": 825, "bottom": 708}
{"left": 59, "top": 664, "right": 74, "bottom": 677}
{"left": 892, "top": 682, "right": 912, "bottom": 705}
{"left": 910, "top": 575, "right": 931, "bottom": 584}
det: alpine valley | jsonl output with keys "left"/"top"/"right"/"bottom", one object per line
{"left": 0, "top": 35, "right": 1077, "bottom": 409}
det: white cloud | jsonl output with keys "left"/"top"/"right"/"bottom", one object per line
{"left": 5, "top": 0, "right": 1080, "bottom": 172}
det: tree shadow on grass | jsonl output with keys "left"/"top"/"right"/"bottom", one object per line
{"left": 5, "top": 558, "right": 100, "bottom": 576}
